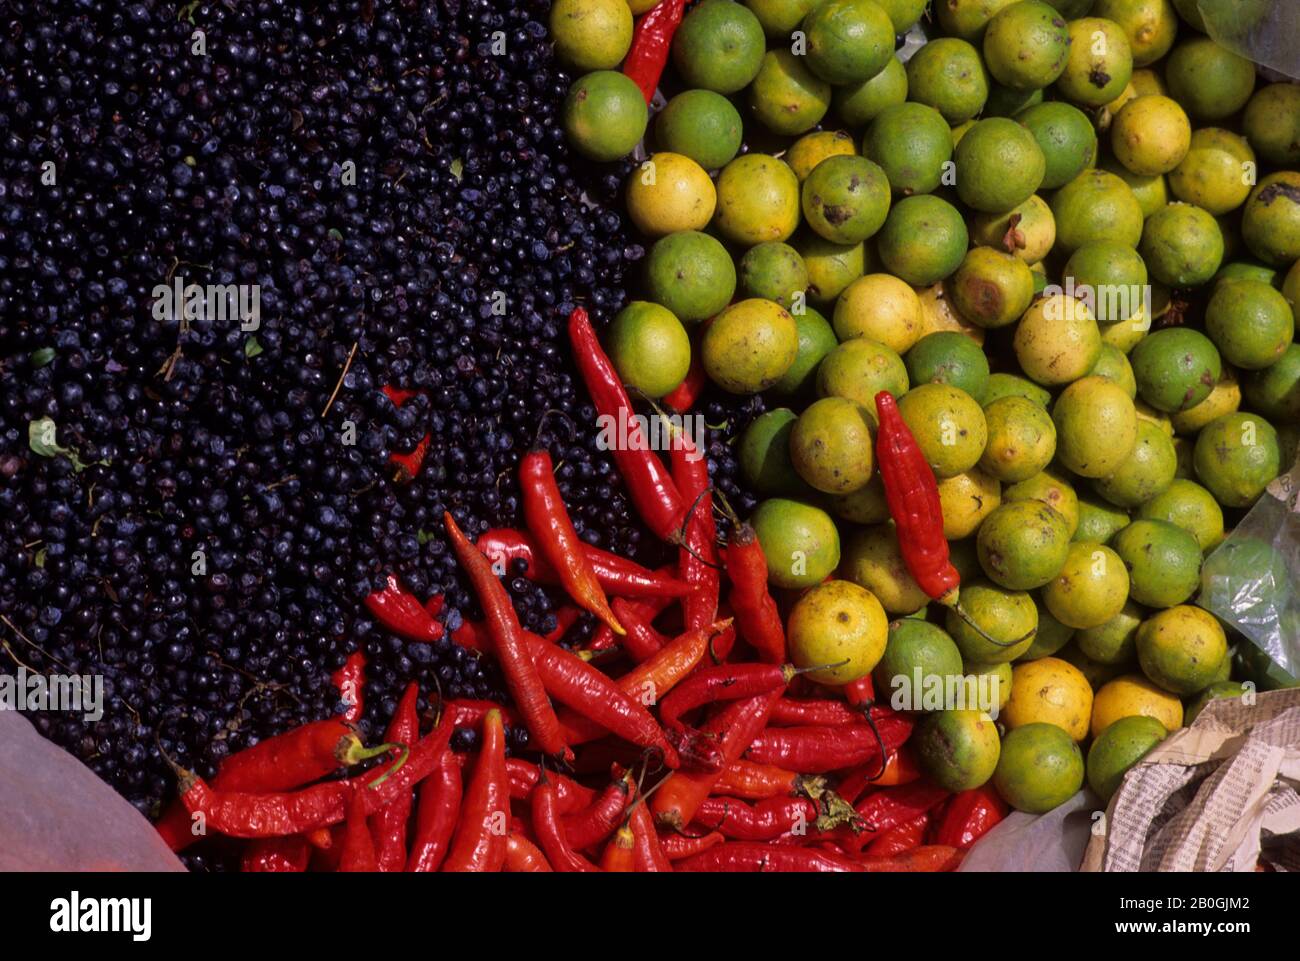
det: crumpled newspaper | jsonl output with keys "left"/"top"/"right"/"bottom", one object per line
{"left": 0, "top": 710, "right": 183, "bottom": 871}
{"left": 1082, "top": 689, "right": 1300, "bottom": 872}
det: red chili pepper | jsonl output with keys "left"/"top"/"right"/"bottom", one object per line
{"left": 631, "top": 798, "right": 673, "bottom": 872}
{"left": 444, "top": 511, "right": 570, "bottom": 760}
{"left": 769, "top": 697, "right": 862, "bottom": 727}
{"left": 562, "top": 768, "right": 632, "bottom": 851}
{"left": 852, "top": 782, "right": 951, "bottom": 843}
{"left": 439, "top": 698, "right": 522, "bottom": 730}
{"left": 339, "top": 792, "right": 379, "bottom": 872}
{"left": 382, "top": 384, "right": 421, "bottom": 408}
{"left": 600, "top": 821, "right": 637, "bottom": 872}
{"left": 935, "top": 784, "right": 1009, "bottom": 850}
{"left": 652, "top": 689, "right": 782, "bottom": 830}
{"left": 854, "top": 845, "right": 964, "bottom": 872}
{"left": 520, "top": 449, "right": 625, "bottom": 634}
{"left": 544, "top": 605, "right": 582, "bottom": 643}
{"left": 364, "top": 574, "right": 444, "bottom": 642}
{"left": 713, "top": 759, "right": 823, "bottom": 801}
{"left": 556, "top": 618, "right": 721, "bottom": 745}
{"left": 424, "top": 593, "right": 445, "bottom": 618}
{"left": 371, "top": 682, "right": 420, "bottom": 871}
{"left": 390, "top": 432, "right": 431, "bottom": 484}
{"left": 610, "top": 596, "right": 671, "bottom": 660}
{"left": 676, "top": 841, "right": 862, "bottom": 873}
{"left": 155, "top": 715, "right": 394, "bottom": 850}
{"left": 171, "top": 717, "right": 450, "bottom": 839}
{"left": 874, "top": 391, "right": 1029, "bottom": 648}
{"left": 837, "top": 746, "right": 923, "bottom": 805}
{"left": 568, "top": 307, "right": 684, "bottom": 541}
{"left": 667, "top": 421, "right": 719, "bottom": 639}
{"left": 659, "top": 662, "right": 802, "bottom": 732}
{"left": 532, "top": 769, "right": 601, "bottom": 873}
{"left": 658, "top": 830, "right": 725, "bottom": 861}
{"left": 524, "top": 631, "right": 679, "bottom": 767}
{"left": 663, "top": 349, "right": 706, "bottom": 413}
{"left": 845, "top": 674, "right": 875, "bottom": 707}
{"left": 724, "top": 521, "right": 785, "bottom": 664}
{"left": 622, "top": 0, "right": 688, "bottom": 104}
{"left": 240, "top": 836, "right": 311, "bottom": 873}
{"left": 407, "top": 755, "right": 462, "bottom": 873}
{"left": 505, "top": 758, "right": 595, "bottom": 813}
{"left": 591, "top": 588, "right": 674, "bottom": 652}
{"left": 505, "top": 833, "right": 554, "bottom": 872}
{"left": 443, "top": 709, "right": 510, "bottom": 872}
{"left": 865, "top": 812, "right": 929, "bottom": 857}
{"left": 332, "top": 651, "right": 367, "bottom": 724}
{"left": 695, "top": 796, "right": 821, "bottom": 842}
{"left": 475, "top": 528, "right": 690, "bottom": 599}
{"left": 744, "top": 712, "right": 914, "bottom": 774}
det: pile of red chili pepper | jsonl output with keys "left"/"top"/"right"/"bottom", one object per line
{"left": 152, "top": 307, "right": 1005, "bottom": 872}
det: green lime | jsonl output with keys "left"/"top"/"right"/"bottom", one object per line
{"left": 744, "top": 0, "right": 818, "bottom": 37}
{"left": 672, "top": 0, "right": 766, "bottom": 94}
{"left": 702, "top": 298, "right": 799, "bottom": 393}
{"left": 1168, "top": 128, "right": 1255, "bottom": 217}
{"left": 862, "top": 102, "right": 954, "bottom": 198}
{"left": 1193, "top": 412, "right": 1281, "bottom": 508}
{"left": 798, "top": 231, "right": 866, "bottom": 305}
{"left": 1074, "top": 494, "right": 1131, "bottom": 545}
{"left": 874, "top": 620, "right": 965, "bottom": 707}
{"left": 739, "top": 409, "right": 814, "bottom": 496}
{"left": 1242, "top": 173, "right": 1300, "bottom": 268}
{"left": 1184, "top": 681, "right": 1248, "bottom": 726}
{"left": 983, "top": 82, "right": 1043, "bottom": 118}
{"left": 897, "top": 382, "right": 987, "bottom": 479}
{"left": 949, "top": 247, "right": 1036, "bottom": 330}
{"left": 1135, "top": 604, "right": 1227, "bottom": 695}
{"left": 802, "top": 0, "right": 896, "bottom": 86}
{"left": 1165, "top": 36, "right": 1256, "bottom": 121}
{"left": 1136, "top": 478, "right": 1224, "bottom": 552}
{"left": 877, "top": 195, "right": 968, "bottom": 287}
{"left": 786, "top": 130, "right": 857, "bottom": 183}
{"left": 983, "top": 372, "right": 1051, "bottom": 407}
{"left": 937, "top": 0, "right": 1019, "bottom": 42}
{"left": 749, "top": 49, "right": 832, "bottom": 136}
{"left": 645, "top": 231, "right": 736, "bottom": 323}
{"left": 801, "top": 155, "right": 892, "bottom": 245}
{"left": 1086, "top": 715, "right": 1166, "bottom": 802}
{"left": 550, "top": 0, "right": 634, "bottom": 72}
{"left": 1051, "top": 169, "right": 1144, "bottom": 254}
{"left": 980, "top": 395, "right": 1056, "bottom": 483}
{"left": 739, "top": 242, "right": 809, "bottom": 309}
{"left": 1131, "top": 328, "right": 1221, "bottom": 414}
{"left": 840, "top": 524, "right": 928, "bottom": 615}
{"left": 905, "top": 37, "right": 990, "bottom": 124}
{"left": 1243, "top": 83, "right": 1300, "bottom": 167}
{"left": 1242, "top": 343, "right": 1300, "bottom": 422}
{"left": 1076, "top": 600, "right": 1144, "bottom": 665}
{"left": 562, "top": 71, "right": 648, "bottom": 162}
{"left": 789, "top": 397, "right": 876, "bottom": 494}
{"left": 834, "top": 56, "right": 908, "bottom": 127}
{"left": 993, "top": 722, "right": 1085, "bottom": 813}
{"left": 714, "top": 154, "right": 801, "bottom": 246}
{"left": 656, "top": 90, "right": 744, "bottom": 171}
{"left": 752, "top": 497, "right": 841, "bottom": 589}
{"left": 817, "top": 337, "right": 909, "bottom": 409}
{"left": 946, "top": 578, "right": 1039, "bottom": 663}
{"left": 1056, "top": 17, "right": 1133, "bottom": 107}
{"left": 1205, "top": 279, "right": 1294, "bottom": 371}
{"left": 1018, "top": 601, "right": 1075, "bottom": 660}
{"left": 787, "top": 580, "right": 889, "bottom": 685}
{"left": 1089, "top": 343, "right": 1137, "bottom": 398}
{"left": 1093, "top": 418, "right": 1177, "bottom": 509}
{"left": 1093, "top": 0, "right": 1178, "bottom": 67}
{"left": 774, "top": 306, "right": 838, "bottom": 396}
{"left": 977, "top": 499, "right": 1072, "bottom": 591}
{"left": 1140, "top": 203, "right": 1224, "bottom": 289}
{"left": 904, "top": 331, "right": 990, "bottom": 402}
{"left": 1019, "top": 101, "right": 1098, "bottom": 191}
{"left": 1112, "top": 519, "right": 1201, "bottom": 608}
{"left": 983, "top": 0, "right": 1072, "bottom": 92}
{"left": 915, "top": 711, "right": 1002, "bottom": 791}
{"left": 606, "top": 302, "right": 692, "bottom": 399}
{"left": 955, "top": 117, "right": 1046, "bottom": 215}
{"left": 1063, "top": 242, "right": 1149, "bottom": 325}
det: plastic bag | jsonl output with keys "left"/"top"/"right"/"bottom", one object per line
{"left": 1193, "top": 0, "right": 1300, "bottom": 80}
{"left": 1199, "top": 456, "right": 1300, "bottom": 684}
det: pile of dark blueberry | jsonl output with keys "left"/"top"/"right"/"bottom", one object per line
{"left": 0, "top": 0, "right": 760, "bottom": 865}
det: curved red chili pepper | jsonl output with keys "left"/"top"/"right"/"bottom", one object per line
{"left": 935, "top": 784, "right": 1009, "bottom": 850}
{"left": 623, "top": 0, "right": 688, "bottom": 104}
{"left": 339, "top": 792, "right": 379, "bottom": 872}
{"left": 696, "top": 796, "right": 821, "bottom": 842}
{"left": 532, "top": 771, "right": 600, "bottom": 873}
{"left": 631, "top": 799, "right": 672, "bottom": 872}
{"left": 505, "top": 833, "right": 554, "bottom": 872}
{"left": 407, "top": 755, "right": 462, "bottom": 873}
{"left": 443, "top": 709, "right": 510, "bottom": 872}
{"left": 658, "top": 663, "right": 796, "bottom": 732}
{"left": 663, "top": 349, "right": 706, "bottom": 413}
{"left": 332, "top": 651, "right": 367, "bottom": 724}
{"left": 658, "top": 829, "right": 725, "bottom": 861}
{"left": 744, "top": 712, "right": 914, "bottom": 774}
{"left": 725, "top": 522, "right": 785, "bottom": 664}
{"left": 240, "top": 836, "right": 311, "bottom": 873}
{"left": 568, "top": 307, "right": 684, "bottom": 541}
{"left": 476, "top": 529, "right": 691, "bottom": 598}
{"left": 561, "top": 768, "right": 632, "bottom": 851}
{"left": 866, "top": 812, "right": 930, "bottom": 857}
{"left": 365, "top": 574, "right": 444, "bottom": 642}
{"left": 505, "top": 758, "right": 595, "bottom": 813}
{"left": 371, "top": 682, "right": 420, "bottom": 871}
{"left": 444, "top": 512, "right": 570, "bottom": 760}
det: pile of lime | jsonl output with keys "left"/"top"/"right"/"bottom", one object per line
{"left": 555, "top": 0, "right": 1300, "bottom": 815}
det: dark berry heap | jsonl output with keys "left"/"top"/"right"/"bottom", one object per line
{"left": 0, "top": 0, "right": 765, "bottom": 869}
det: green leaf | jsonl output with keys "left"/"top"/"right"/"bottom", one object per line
{"left": 30, "top": 348, "right": 56, "bottom": 368}
{"left": 450, "top": 158, "right": 464, "bottom": 182}
{"left": 34, "top": 547, "right": 47, "bottom": 569}
{"left": 327, "top": 227, "right": 344, "bottom": 241}
{"left": 244, "top": 336, "right": 264, "bottom": 358}
{"left": 28, "top": 417, "right": 88, "bottom": 472}
{"left": 416, "top": 529, "right": 434, "bottom": 545}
